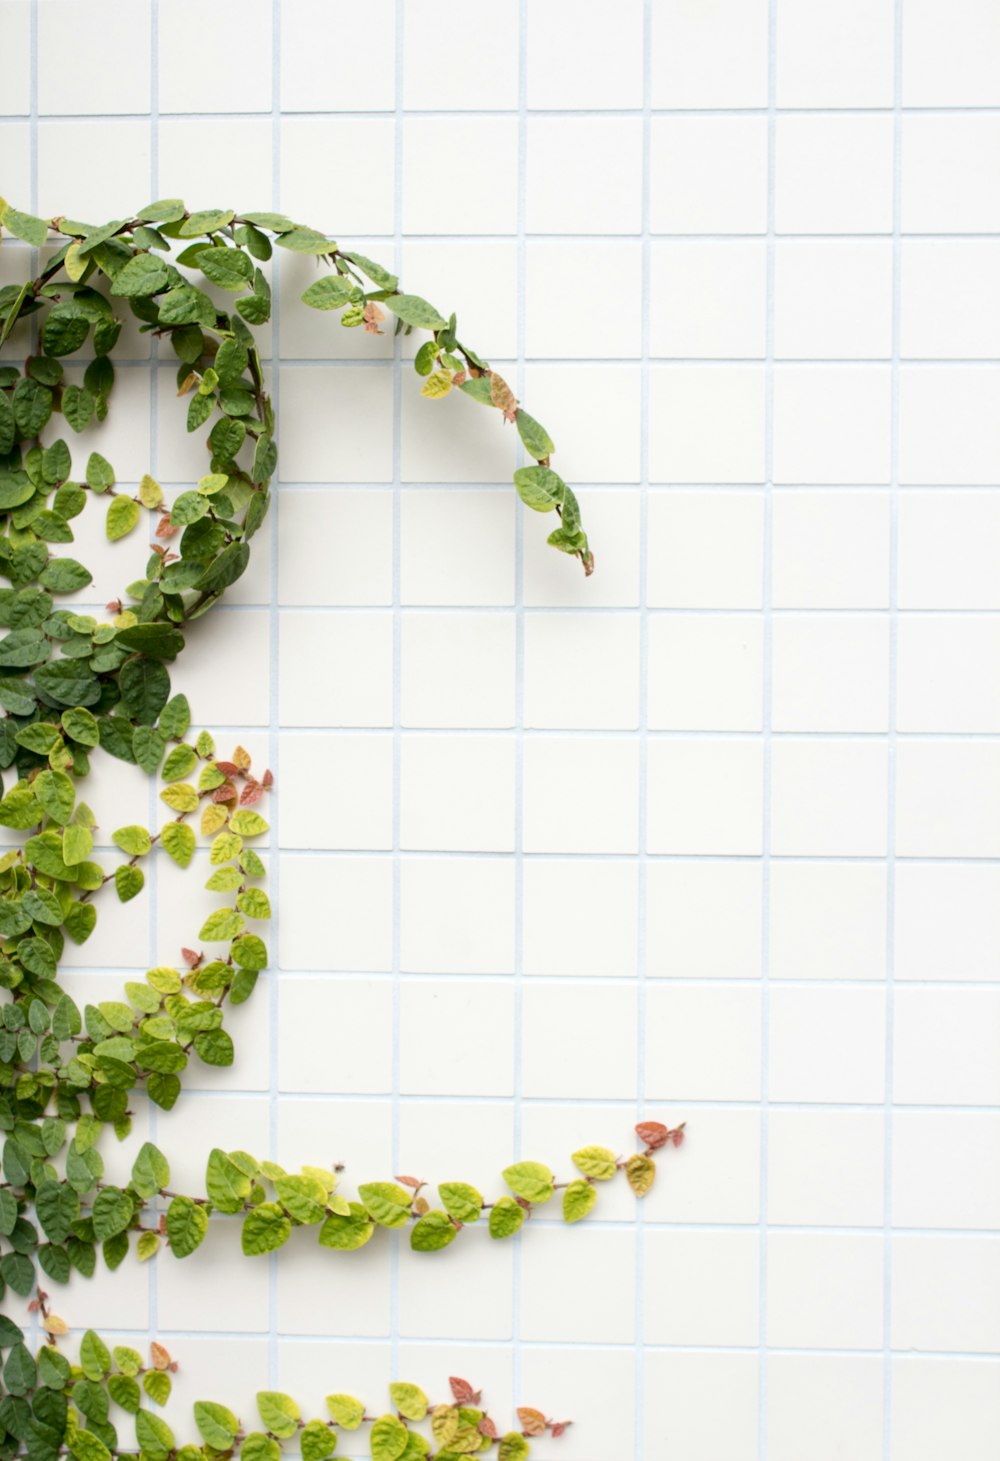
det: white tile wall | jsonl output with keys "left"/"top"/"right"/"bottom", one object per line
{"left": 2, "top": 0, "right": 998, "bottom": 1455}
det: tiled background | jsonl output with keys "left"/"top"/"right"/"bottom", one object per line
{"left": 2, "top": 0, "right": 1000, "bottom": 1456}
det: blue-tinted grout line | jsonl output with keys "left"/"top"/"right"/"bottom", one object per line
{"left": 389, "top": 0, "right": 406, "bottom": 1389}
{"left": 267, "top": 0, "right": 282, "bottom": 1393}
{"left": 634, "top": 0, "right": 653, "bottom": 1455}
{"left": 883, "top": 1, "right": 905, "bottom": 1452}
{"left": 759, "top": 0, "right": 778, "bottom": 1451}
{"left": 147, "top": 0, "right": 161, "bottom": 1349}
{"left": 511, "top": 0, "right": 528, "bottom": 1416}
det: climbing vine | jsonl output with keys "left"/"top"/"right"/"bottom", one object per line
{"left": 0, "top": 197, "right": 678, "bottom": 1459}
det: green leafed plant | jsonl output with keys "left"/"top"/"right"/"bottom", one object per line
{"left": 0, "top": 196, "right": 682, "bottom": 1453}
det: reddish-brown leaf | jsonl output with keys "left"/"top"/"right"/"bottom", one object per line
{"left": 239, "top": 780, "right": 264, "bottom": 807}
{"left": 478, "top": 1417, "right": 498, "bottom": 1440}
{"left": 261, "top": 769, "right": 274, "bottom": 788}
{"left": 449, "top": 1377, "right": 481, "bottom": 1405}
{"left": 395, "top": 1175, "right": 423, "bottom": 1189}
{"left": 551, "top": 1421, "right": 571, "bottom": 1438}
{"left": 210, "top": 782, "right": 237, "bottom": 804}
{"left": 181, "top": 947, "right": 202, "bottom": 967}
{"left": 215, "top": 761, "right": 239, "bottom": 777}
{"left": 635, "top": 1120, "right": 669, "bottom": 1151}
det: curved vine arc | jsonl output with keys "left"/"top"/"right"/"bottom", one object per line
{"left": 0, "top": 198, "right": 683, "bottom": 1460}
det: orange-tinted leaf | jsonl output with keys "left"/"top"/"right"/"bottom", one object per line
{"left": 489, "top": 372, "right": 518, "bottom": 422}
{"left": 517, "top": 1408, "right": 546, "bottom": 1437}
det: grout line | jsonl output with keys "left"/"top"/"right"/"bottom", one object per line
{"left": 266, "top": 0, "right": 282, "bottom": 1392}
{"left": 512, "top": 0, "right": 529, "bottom": 1415}
{"left": 883, "top": 1, "right": 905, "bottom": 1452}
{"left": 759, "top": 0, "right": 778, "bottom": 1451}
{"left": 633, "top": 1, "right": 653, "bottom": 1455}
{"left": 389, "top": 0, "right": 405, "bottom": 1389}
{"left": 24, "top": 0, "right": 39, "bottom": 1367}
{"left": 147, "top": 0, "right": 161, "bottom": 1352}
{"left": 13, "top": 102, "right": 1000, "bottom": 121}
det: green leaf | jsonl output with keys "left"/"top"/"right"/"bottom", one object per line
{"left": 274, "top": 1173, "right": 326, "bottom": 1225}
{"left": 85, "top": 451, "right": 115, "bottom": 491}
{"left": 512, "top": 465, "right": 565, "bottom": 512}
{"left": 69, "top": 1434, "right": 111, "bottom": 1461}
{"left": 358, "top": 1181, "right": 412, "bottom": 1228}
{"left": 384, "top": 294, "right": 447, "bottom": 331}
{"left": 194, "top": 1402, "right": 239, "bottom": 1450}
{"left": 275, "top": 227, "right": 336, "bottom": 255}
{"left": 112, "top": 824, "right": 151, "bottom": 856}
{"left": 501, "top": 1160, "right": 554, "bottom": 1203}
{"left": 119, "top": 655, "right": 170, "bottom": 723}
{"left": 132, "top": 723, "right": 166, "bottom": 774}
{"left": 136, "top": 1409, "right": 175, "bottom": 1461}
{"left": 340, "top": 251, "right": 398, "bottom": 289}
{"left": 242, "top": 1201, "right": 291, "bottom": 1256}
{"left": 159, "top": 692, "right": 191, "bottom": 739}
{"left": 370, "top": 1415, "right": 408, "bottom": 1461}
{"left": 515, "top": 409, "right": 555, "bottom": 460}
{"left": 326, "top": 1394, "right": 365, "bottom": 1430}
{"left": 410, "top": 1209, "right": 457, "bottom": 1253}
{"left": 229, "top": 808, "right": 269, "bottom": 837}
{"left": 301, "top": 275, "right": 354, "bottom": 310}
{"left": 199, "top": 907, "right": 245, "bottom": 941}
{"left": 571, "top": 1144, "right": 617, "bottom": 1181}
{"left": 199, "top": 245, "right": 254, "bottom": 291}
{"left": 389, "top": 1384, "right": 428, "bottom": 1423}
{"left": 79, "top": 1329, "right": 111, "bottom": 1380}
{"left": 317, "top": 1202, "right": 374, "bottom": 1252}
{"left": 237, "top": 887, "right": 271, "bottom": 919}
{"left": 106, "top": 496, "right": 140, "bottom": 541}
{"left": 206, "top": 1147, "right": 251, "bottom": 1213}
{"left": 166, "top": 1194, "right": 208, "bottom": 1257}
{"left": 110, "top": 253, "right": 169, "bottom": 298}
{"left": 33, "top": 768, "right": 75, "bottom": 824}
{"left": 438, "top": 1181, "right": 483, "bottom": 1224}
{"left": 488, "top": 1195, "right": 525, "bottom": 1239}
{"left": 62, "top": 382, "right": 96, "bottom": 432}
{"left": 242, "top": 1434, "right": 281, "bottom": 1461}
{"left": 562, "top": 1178, "right": 597, "bottom": 1224}
{"left": 161, "top": 821, "right": 196, "bottom": 868}
{"left": 92, "top": 1185, "right": 133, "bottom": 1241}
{"left": 63, "top": 705, "right": 100, "bottom": 746}
{"left": 116, "top": 622, "right": 185, "bottom": 660}
{"left": 179, "top": 208, "right": 235, "bottom": 237}
{"left": 23, "top": 887, "right": 64, "bottom": 925}
{"left": 13, "top": 377, "right": 53, "bottom": 435}
{"left": 3, "top": 1342, "right": 37, "bottom": 1395}
{"left": 130, "top": 1141, "right": 170, "bottom": 1199}
{"left": 256, "top": 1392, "right": 300, "bottom": 1439}
{"left": 2, "top": 205, "right": 48, "bottom": 246}
{"left": 300, "top": 1419, "right": 336, "bottom": 1461}
{"left": 498, "top": 1435, "right": 530, "bottom": 1461}
{"left": 143, "top": 1369, "right": 172, "bottom": 1405}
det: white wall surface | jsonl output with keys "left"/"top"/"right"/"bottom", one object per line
{"left": 2, "top": 0, "right": 1000, "bottom": 1456}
